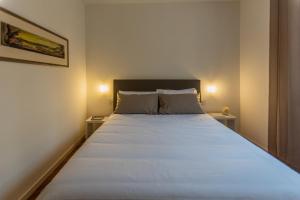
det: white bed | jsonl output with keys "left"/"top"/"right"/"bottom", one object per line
{"left": 38, "top": 114, "right": 300, "bottom": 200}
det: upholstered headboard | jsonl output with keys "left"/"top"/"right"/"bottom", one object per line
{"left": 113, "top": 79, "right": 201, "bottom": 110}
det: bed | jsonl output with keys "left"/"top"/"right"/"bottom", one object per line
{"left": 38, "top": 80, "right": 300, "bottom": 200}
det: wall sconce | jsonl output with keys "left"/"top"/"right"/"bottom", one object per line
{"left": 98, "top": 84, "right": 109, "bottom": 94}
{"left": 207, "top": 85, "right": 217, "bottom": 94}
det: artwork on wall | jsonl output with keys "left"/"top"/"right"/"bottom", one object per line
{"left": 0, "top": 7, "right": 69, "bottom": 67}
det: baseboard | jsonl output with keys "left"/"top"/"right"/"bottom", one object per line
{"left": 239, "top": 133, "right": 268, "bottom": 152}
{"left": 19, "top": 135, "right": 85, "bottom": 200}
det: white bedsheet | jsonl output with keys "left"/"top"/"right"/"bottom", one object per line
{"left": 38, "top": 114, "right": 300, "bottom": 200}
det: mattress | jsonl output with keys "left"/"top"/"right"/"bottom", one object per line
{"left": 38, "top": 114, "right": 300, "bottom": 200}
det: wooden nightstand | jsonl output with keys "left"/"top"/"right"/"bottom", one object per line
{"left": 209, "top": 113, "right": 237, "bottom": 131}
{"left": 85, "top": 116, "right": 108, "bottom": 139}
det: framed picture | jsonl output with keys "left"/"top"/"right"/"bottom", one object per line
{"left": 0, "top": 7, "right": 69, "bottom": 67}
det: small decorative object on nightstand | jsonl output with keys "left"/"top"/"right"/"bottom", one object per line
{"left": 85, "top": 116, "right": 108, "bottom": 139}
{"left": 222, "top": 106, "right": 230, "bottom": 116}
{"left": 209, "top": 112, "right": 237, "bottom": 131}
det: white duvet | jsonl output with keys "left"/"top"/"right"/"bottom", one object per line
{"left": 38, "top": 114, "right": 300, "bottom": 200}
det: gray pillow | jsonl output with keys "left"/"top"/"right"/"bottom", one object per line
{"left": 159, "top": 94, "right": 204, "bottom": 114}
{"left": 114, "top": 93, "right": 158, "bottom": 114}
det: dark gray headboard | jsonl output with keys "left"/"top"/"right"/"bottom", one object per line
{"left": 113, "top": 79, "right": 201, "bottom": 109}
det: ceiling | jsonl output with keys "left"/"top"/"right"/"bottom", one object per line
{"left": 83, "top": 0, "right": 239, "bottom": 5}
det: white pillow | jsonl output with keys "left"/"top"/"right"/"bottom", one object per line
{"left": 156, "top": 88, "right": 197, "bottom": 94}
{"left": 119, "top": 91, "right": 157, "bottom": 95}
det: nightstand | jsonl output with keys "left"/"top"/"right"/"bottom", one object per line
{"left": 209, "top": 113, "right": 237, "bottom": 131}
{"left": 85, "top": 116, "right": 108, "bottom": 139}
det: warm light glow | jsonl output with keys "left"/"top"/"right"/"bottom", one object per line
{"left": 98, "top": 84, "right": 109, "bottom": 93}
{"left": 207, "top": 85, "right": 217, "bottom": 94}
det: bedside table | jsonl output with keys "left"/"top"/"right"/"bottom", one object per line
{"left": 85, "top": 116, "right": 108, "bottom": 139}
{"left": 209, "top": 113, "right": 237, "bottom": 131}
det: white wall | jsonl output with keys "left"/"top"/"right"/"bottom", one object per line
{"left": 86, "top": 1, "right": 240, "bottom": 119}
{"left": 240, "top": 0, "right": 270, "bottom": 149}
{"left": 0, "top": 0, "right": 86, "bottom": 199}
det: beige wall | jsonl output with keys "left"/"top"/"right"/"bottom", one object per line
{"left": 0, "top": 0, "right": 86, "bottom": 199}
{"left": 240, "top": 0, "right": 270, "bottom": 149}
{"left": 86, "top": 1, "right": 240, "bottom": 119}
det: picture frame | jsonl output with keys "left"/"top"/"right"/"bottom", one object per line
{"left": 0, "top": 7, "right": 69, "bottom": 67}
